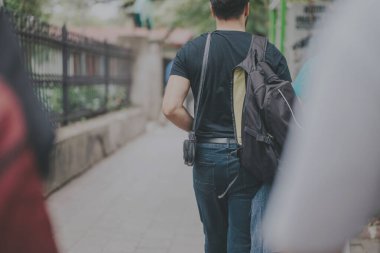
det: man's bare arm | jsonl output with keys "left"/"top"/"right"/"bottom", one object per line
{"left": 162, "top": 75, "right": 193, "bottom": 132}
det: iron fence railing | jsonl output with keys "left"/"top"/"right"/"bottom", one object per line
{"left": 8, "top": 10, "right": 133, "bottom": 126}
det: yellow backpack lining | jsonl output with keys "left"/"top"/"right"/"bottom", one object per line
{"left": 233, "top": 68, "right": 246, "bottom": 146}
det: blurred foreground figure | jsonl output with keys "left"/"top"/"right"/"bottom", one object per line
{"left": 0, "top": 8, "right": 58, "bottom": 253}
{"left": 264, "top": 0, "right": 380, "bottom": 252}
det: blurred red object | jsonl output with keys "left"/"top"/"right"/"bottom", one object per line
{"left": 0, "top": 79, "right": 59, "bottom": 253}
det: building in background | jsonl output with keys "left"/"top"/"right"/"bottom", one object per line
{"left": 269, "top": 0, "right": 335, "bottom": 78}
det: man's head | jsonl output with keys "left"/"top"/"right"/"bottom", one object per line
{"left": 210, "top": 0, "right": 250, "bottom": 21}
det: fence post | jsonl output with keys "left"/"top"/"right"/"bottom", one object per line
{"left": 126, "top": 50, "right": 132, "bottom": 106}
{"left": 280, "top": 0, "right": 287, "bottom": 54}
{"left": 104, "top": 40, "right": 109, "bottom": 112}
{"left": 62, "top": 25, "right": 69, "bottom": 125}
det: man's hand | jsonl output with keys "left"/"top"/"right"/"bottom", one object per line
{"left": 162, "top": 75, "right": 193, "bottom": 132}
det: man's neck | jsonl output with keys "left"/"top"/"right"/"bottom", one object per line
{"left": 216, "top": 18, "right": 246, "bottom": 32}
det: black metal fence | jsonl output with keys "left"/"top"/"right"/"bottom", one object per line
{"left": 9, "top": 11, "right": 133, "bottom": 126}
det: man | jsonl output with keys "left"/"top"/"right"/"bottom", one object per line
{"left": 162, "top": 0, "right": 291, "bottom": 252}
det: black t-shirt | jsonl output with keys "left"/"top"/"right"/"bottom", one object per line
{"left": 171, "top": 30, "right": 292, "bottom": 139}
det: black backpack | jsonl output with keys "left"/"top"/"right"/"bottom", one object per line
{"left": 232, "top": 35, "right": 301, "bottom": 183}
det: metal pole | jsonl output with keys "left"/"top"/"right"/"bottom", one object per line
{"left": 280, "top": 0, "right": 287, "bottom": 53}
{"left": 269, "top": 9, "right": 277, "bottom": 44}
{"left": 104, "top": 40, "right": 109, "bottom": 112}
{"left": 62, "top": 25, "right": 69, "bottom": 125}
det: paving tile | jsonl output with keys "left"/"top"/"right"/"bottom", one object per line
{"left": 137, "top": 237, "right": 173, "bottom": 249}
{"left": 134, "top": 249, "right": 168, "bottom": 253}
{"left": 47, "top": 125, "right": 203, "bottom": 253}
{"left": 102, "top": 237, "right": 139, "bottom": 253}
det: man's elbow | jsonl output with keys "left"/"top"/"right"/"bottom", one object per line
{"left": 162, "top": 103, "right": 177, "bottom": 119}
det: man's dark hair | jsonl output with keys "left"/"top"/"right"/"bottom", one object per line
{"left": 210, "top": 0, "right": 249, "bottom": 20}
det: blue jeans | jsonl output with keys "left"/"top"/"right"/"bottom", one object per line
{"left": 250, "top": 184, "right": 271, "bottom": 253}
{"left": 193, "top": 142, "right": 260, "bottom": 253}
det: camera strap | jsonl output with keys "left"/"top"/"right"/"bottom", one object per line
{"left": 192, "top": 32, "right": 212, "bottom": 133}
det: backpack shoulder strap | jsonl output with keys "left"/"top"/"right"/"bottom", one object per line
{"left": 251, "top": 35, "right": 268, "bottom": 62}
{"left": 237, "top": 35, "right": 268, "bottom": 72}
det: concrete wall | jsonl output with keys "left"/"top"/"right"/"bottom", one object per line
{"left": 44, "top": 33, "right": 167, "bottom": 195}
{"left": 120, "top": 35, "right": 164, "bottom": 122}
{"left": 349, "top": 239, "right": 380, "bottom": 253}
{"left": 45, "top": 108, "right": 147, "bottom": 195}
{"left": 271, "top": 1, "right": 334, "bottom": 78}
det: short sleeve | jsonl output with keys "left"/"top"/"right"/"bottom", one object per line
{"left": 170, "top": 45, "right": 190, "bottom": 80}
{"left": 265, "top": 43, "right": 292, "bottom": 82}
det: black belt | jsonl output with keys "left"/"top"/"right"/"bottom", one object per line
{"left": 198, "top": 138, "right": 237, "bottom": 144}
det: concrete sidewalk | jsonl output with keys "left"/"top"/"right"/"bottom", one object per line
{"left": 47, "top": 124, "right": 203, "bottom": 253}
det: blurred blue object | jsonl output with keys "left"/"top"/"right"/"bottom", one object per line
{"left": 292, "top": 57, "right": 315, "bottom": 99}
{"left": 165, "top": 60, "right": 174, "bottom": 86}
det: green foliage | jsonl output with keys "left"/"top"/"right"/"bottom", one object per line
{"left": 250, "top": 0, "right": 269, "bottom": 35}
{"left": 155, "top": 0, "right": 269, "bottom": 35}
{"left": 5, "top": 0, "right": 49, "bottom": 18}
{"left": 46, "top": 0, "right": 132, "bottom": 27}
{"left": 41, "top": 84, "right": 127, "bottom": 117}
{"left": 171, "top": 0, "right": 214, "bottom": 33}
{"left": 68, "top": 86, "right": 104, "bottom": 113}
{"left": 40, "top": 86, "right": 63, "bottom": 114}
